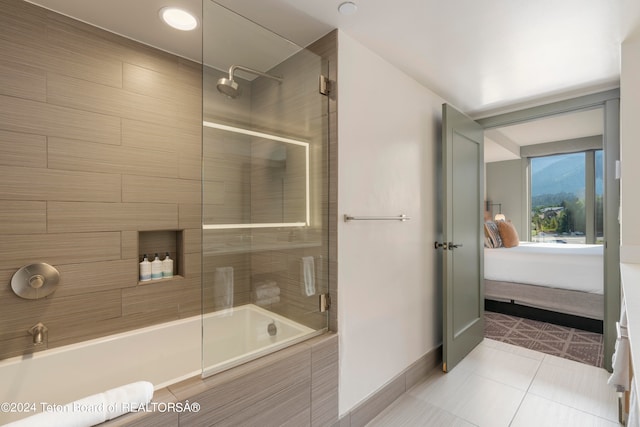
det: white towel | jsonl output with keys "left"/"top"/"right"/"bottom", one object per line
{"left": 255, "top": 282, "right": 280, "bottom": 299}
{"left": 214, "top": 267, "right": 234, "bottom": 308}
{"left": 256, "top": 296, "right": 280, "bottom": 307}
{"left": 5, "top": 381, "right": 154, "bottom": 427}
{"left": 103, "top": 381, "right": 154, "bottom": 419}
{"left": 301, "top": 256, "right": 315, "bottom": 296}
{"left": 609, "top": 300, "right": 630, "bottom": 391}
{"left": 608, "top": 336, "right": 630, "bottom": 391}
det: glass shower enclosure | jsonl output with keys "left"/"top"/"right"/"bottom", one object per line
{"left": 201, "top": 1, "right": 329, "bottom": 377}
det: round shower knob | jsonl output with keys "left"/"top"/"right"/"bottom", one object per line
{"left": 11, "top": 263, "right": 60, "bottom": 299}
{"left": 29, "top": 275, "right": 45, "bottom": 289}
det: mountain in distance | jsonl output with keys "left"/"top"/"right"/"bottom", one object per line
{"left": 531, "top": 152, "right": 603, "bottom": 204}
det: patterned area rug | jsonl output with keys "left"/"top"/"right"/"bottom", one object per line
{"left": 484, "top": 311, "right": 604, "bottom": 368}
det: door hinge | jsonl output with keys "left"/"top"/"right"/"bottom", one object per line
{"left": 319, "top": 74, "right": 331, "bottom": 96}
{"left": 319, "top": 293, "right": 331, "bottom": 312}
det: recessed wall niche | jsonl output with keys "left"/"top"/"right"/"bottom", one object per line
{"left": 138, "top": 230, "right": 184, "bottom": 282}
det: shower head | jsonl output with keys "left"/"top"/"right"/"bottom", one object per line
{"left": 216, "top": 77, "right": 240, "bottom": 98}
{"left": 216, "top": 65, "right": 282, "bottom": 99}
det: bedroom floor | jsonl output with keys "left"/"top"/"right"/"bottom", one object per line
{"left": 367, "top": 339, "right": 618, "bottom": 427}
{"left": 484, "top": 311, "right": 604, "bottom": 368}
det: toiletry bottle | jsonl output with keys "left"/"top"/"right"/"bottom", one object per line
{"left": 151, "top": 253, "right": 163, "bottom": 280}
{"left": 139, "top": 254, "right": 151, "bottom": 282}
{"left": 162, "top": 252, "right": 174, "bottom": 278}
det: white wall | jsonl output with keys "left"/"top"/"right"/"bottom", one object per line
{"left": 337, "top": 31, "right": 445, "bottom": 415}
{"left": 621, "top": 32, "right": 640, "bottom": 262}
{"left": 486, "top": 159, "right": 526, "bottom": 237}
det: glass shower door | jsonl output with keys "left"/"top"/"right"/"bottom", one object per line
{"left": 201, "top": 0, "right": 329, "bottom": 377}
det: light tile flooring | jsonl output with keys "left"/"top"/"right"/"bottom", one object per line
{"left": 367, "top": 339, "right": 620, "bottom": 427}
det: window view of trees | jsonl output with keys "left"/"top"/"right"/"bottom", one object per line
{"left": 530, "top": 150, "right": 603, "bottom": 244}
{"left": 595, "top": 150, "right": 604, "bottom": 241}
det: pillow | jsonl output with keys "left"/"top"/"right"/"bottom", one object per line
{"left": 497, "top": 220, "right": 519, "bottom": 248}
{"left": 484, "top": 234, "right": 492, "bottom": 248}
{"left": 484, "top": 221, "right": 502, "bottom": 248}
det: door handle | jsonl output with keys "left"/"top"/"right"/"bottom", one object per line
{"left": 434, "top": 241, "right": 448, "bottom": 250}
{"left": 448, "top": 242, "right": 463, "bottom": 250}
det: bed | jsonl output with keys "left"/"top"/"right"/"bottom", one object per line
{"left": 483, "top": 219, "right": 604, "bottom": 331}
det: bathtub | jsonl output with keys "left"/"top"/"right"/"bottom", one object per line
{"left": 0, "top": 304, "right": 319, "bottom": 424}
{"left": 203, "top": 304, "right": 317, "bottom": 377}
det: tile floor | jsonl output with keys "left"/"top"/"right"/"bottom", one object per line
{"left": 367, "top": 338, "right": 620, "bottom": 427}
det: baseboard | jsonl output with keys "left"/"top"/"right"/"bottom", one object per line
{"left": 336, "top": 345, "right": 442, "bottom": 427}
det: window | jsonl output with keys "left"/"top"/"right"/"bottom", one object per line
{"left": 595, "top": 150, "right": 604, "bottom": 243}
{"left": 530, "top": 150, "right": 603, "bottom": 244}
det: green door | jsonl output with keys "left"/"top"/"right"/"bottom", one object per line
{"left": 441, "top": 104, "right": 484, "bottom": 372}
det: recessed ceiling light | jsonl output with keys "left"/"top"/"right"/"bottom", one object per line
{"left": 338, "top": 2, "right": 358, "bottom": 15}
{"left": 159, "top": 7, "right": 198, "bottom": 31}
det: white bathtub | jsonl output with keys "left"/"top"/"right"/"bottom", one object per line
{"left": 203, "top": 304, "right": 317, "bottom": 377}
{"left": 0, "top": 304, "right": 318, "bottom": 425}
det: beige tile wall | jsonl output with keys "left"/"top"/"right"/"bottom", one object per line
{"left": 0, "top": 5, "right": 340, "bottom": 422}
{"left": 0, "top": 0, "right": 339, "bottom": 362}
{"left": 0, "top": 0, "right": 202, "bottom": 359}
{"left": 103, "top": 333, "right": 339, "bottom": 427}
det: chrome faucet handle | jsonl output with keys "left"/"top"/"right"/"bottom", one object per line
{"left": 28, "top": 322, "right": 48, "bottom": 345}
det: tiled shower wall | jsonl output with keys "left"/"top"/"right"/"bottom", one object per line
{"left": 0, "top": 0, "right": 202, "bottom": 359}
{"left": 0, "top": 0, "right": 339, "bottom": 361}
{"left": 250, "top": 47, "right": 331, "bottom": 330}
{"left": 202, "top": 42, "right": 331, "bottom": 330}
{"left": 0, "top": 0, "right": 337, "bottom": 358}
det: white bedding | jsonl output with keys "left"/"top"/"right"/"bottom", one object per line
{"left": 484, "top": 242, "right": 603, "bottom": 294}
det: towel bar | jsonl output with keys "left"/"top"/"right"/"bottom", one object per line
{"left": 344, "top": 214, "right": 410, "bottom": 222}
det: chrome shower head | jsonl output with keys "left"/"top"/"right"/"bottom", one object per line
{"left": 216, "top": 65, "right": 282, "bottom": 98}
{"left": 216, "top": 77, "right": 240, "bottom": 98}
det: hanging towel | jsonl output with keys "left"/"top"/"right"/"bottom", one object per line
{"left": 608, "top": 335, "right": 630, "bottom": 391}
{"left": 301, "top": 256, "right": 315, "bottom": 296}
{"left": 215, "top": 267, "right": 234, "bottom": 308}
{"left": 609, "top": 300, "right": 630, "bottom": 391}
{"left": 5, "top": 381, "right": 154, "bottom": 427}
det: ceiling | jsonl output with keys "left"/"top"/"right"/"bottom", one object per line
{"left": 484, "top": 108, "right": 604, "bottom": 162}
{"left": 25, "top": 0, "right": 639, "bottom": 159}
